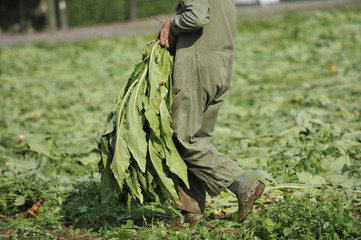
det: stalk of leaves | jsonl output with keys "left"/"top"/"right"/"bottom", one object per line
{"left": 98, "top": 40, "right": 189, "bottom": 207}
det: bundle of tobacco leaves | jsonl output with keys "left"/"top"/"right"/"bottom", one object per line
{"left": 98, "top": 40, "right": 189, "bottom": 207}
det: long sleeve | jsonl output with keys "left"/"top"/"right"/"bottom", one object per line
{"left": 170, "top": 0, "right": 210, "bottom": 36}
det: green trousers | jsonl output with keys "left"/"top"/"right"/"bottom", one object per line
{"left": 172, "top": 48, "right": 244, "bottom": 214}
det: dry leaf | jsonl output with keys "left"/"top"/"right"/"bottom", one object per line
{"left": 16, "top": 200, "right": 43, "bottom": 219}
{"left": 0, "top": 214, "right": 7, "bottom": 223}
{"left": 328, "top": 64, "right": 337, "bottom": 74}
{"left": 17, "top": 134, "right": 25, "bottom": 144}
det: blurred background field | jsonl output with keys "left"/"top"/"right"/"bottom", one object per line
{"left": 0, "top": 3, "right": 361, "bottom": 240}
{"left": 1, "top": 0, "right": 360, "bottom": 34}
{"left": 0, "top": 0, "right": 303, "bottom": 32}
{"left": 0, "top": 0, "right": 176, "bottom": 32}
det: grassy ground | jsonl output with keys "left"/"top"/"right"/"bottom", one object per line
{"left": 0, "top": 7, "right": 360, "bottom": 240}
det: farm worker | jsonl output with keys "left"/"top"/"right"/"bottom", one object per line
{"left": 159, "top": 0, "right": 265, "bottom": 225}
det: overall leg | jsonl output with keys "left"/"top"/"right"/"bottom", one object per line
{"left": 172, "top": 50, "right": 244, "bottom": 213}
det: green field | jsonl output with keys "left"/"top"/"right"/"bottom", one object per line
{"left": 68, "top": 0, "right": 177, "bottom": 26}
{"left": 1, "top": 7, "right": 360, "bottom": 239}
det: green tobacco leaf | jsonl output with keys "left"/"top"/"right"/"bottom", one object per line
{"left": 144, "top": 94, "right": 161, "bottom": 139}
{"left": 100, "top": 166, "right": 120, "bottom": 199}
{"left": 148, "top": 135, "right": 178, "bottom": 201}
{"left": 109, "top": 79, "right": 139, "bottom": 190}
{"left": 283, "top": 227, "right": 293, "bottom": 237}
{"left": 98, "top": 137, "right": 110, "bottom": 173}
{"left": 148, "top": 44, "right": 163, "bottom": 114}
{"left": 14, "top": 195, "right": 26, "bottom": 206}
{"left": 79, "top": 152, "right": 99, "bottom": 166}
{"left": 102, "top": 105, "right": 118, "bottom": 137}
{"left": 276, "top": 126, "right": 305, "bottom": 141}
{"left": 159, "top": 99, "right": 189, "bottom": 188}
{"left": 110, "top": 123, "right": 131, "bottom": 191}
{"left": 147, "top": 168, "right": 160, "bottom": 204}
{"left": 26, "top": 134, "right": 52, "bottom": 158}
{"left": 326, "top": 174, "right": 360, "bottom": 189}
{"left": 296, "top": 172, "right": 327, "bottom": 186}
{"left": 332, "top": 140, "right": 359, "bottom": 156}
{"left": 126, "top": 68, "right": 148, "bottom": 173}
{"left": 124, "top": 164, "right": 143, "bottom": 203}
{"left": 136, "top": 166, "right": 147, "bottom": 193}
{"left": 28, "top": 141, "right": 51, "bottom": 157}
{"left": 321, "top": 156, "right": 351, "bottom": 172}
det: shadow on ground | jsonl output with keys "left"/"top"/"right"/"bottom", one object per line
{"left": 60, "top": 181, "right": 172, "bottom": 231}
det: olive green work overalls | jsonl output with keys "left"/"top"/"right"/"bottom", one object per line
{"left": 170, "top": 0, "right": 244, "bottom": 214}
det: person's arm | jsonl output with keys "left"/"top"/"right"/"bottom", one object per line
{"left": 170, "top": 0, "right": 210, "bottom": 35}
{"left": 160, "top": 0, "right": 209, "bottom": 50}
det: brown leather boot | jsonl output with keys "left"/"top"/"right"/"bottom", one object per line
{"left": 228, "top": 173, "right": 265, "bottom": 222}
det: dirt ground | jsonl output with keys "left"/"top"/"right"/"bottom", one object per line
{"left": 0, "top": 0, "right": 360, "bottom": 47}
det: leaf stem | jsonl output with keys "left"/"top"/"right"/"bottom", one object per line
{"left": 266, "top": 185, "right": 306, "bottom": 191}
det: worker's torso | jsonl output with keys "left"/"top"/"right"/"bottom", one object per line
{"left": 175, "top": 0, "right": 237, "bottom": 53}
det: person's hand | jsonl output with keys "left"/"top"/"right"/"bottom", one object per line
{"left": 159, "top": 21, "right": 176, "bottom": 52}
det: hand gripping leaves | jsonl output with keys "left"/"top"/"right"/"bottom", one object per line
{"left": 98, "top": 41, "right": 189, "bottom": 207}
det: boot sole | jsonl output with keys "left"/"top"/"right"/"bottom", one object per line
{"left": 238, "top": 182, "right": 265, "bottom": 222}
